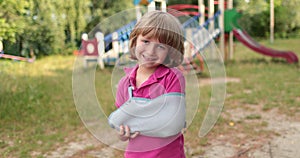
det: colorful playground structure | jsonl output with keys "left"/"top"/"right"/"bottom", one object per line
{"left": 77, "top": 0, "right": 298, "bottom": 70}
{"left": 0, "top": 40, "right": 35, "bottom": 63}
{"left": 0, "top": 53, "right": 35, "bottom": 63}
{"left": 0, "top": 51, "right": 35, "bottom": 63}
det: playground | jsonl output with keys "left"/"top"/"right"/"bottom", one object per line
{"left": 76, "top": 0, "right": 298, "bottom": 71}
{"left": 1, "top": 39, "right": 299, "bottom": 157}
{"left": 1, "top": 0, "right": 300, "bottom": 158}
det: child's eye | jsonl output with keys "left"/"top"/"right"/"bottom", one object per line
{"left": 142, "top": 40, "right": 149, "bottom": 44}
{"left": 157, "top": 44, "right": 166, "bottom": 50}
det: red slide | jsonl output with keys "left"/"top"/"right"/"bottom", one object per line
{"left": 233, "top": 29, "right": 299, "bottom": 63}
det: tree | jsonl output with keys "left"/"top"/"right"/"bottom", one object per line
{"left": 0, "top": 0, "right": 28, "bottom": 43}
{"left": 0, "top": 0, "right": 138, "bottom": 57}
{"left": 235, "top": 0, "right": 300, "bottom": 38}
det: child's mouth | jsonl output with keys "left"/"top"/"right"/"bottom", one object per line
{"left": 142, "top": 54, "right": 157, "bottom": 62}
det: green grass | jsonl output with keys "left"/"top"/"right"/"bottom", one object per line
{"left": 0, "top": 56, "right": 81, "bottom": 157}
{"left": 0, "top": 38, "right": 300, "bottom": 157}
{"left": 225, "top": 39, "right": 300, "bottom": 113}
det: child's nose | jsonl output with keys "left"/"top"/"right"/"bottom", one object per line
{"left": 146, "top": 43, "right": 157, "bottom": 55}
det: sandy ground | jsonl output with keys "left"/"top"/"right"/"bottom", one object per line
{"left": 200, "top": 106, "right": 300, "bottom": 158}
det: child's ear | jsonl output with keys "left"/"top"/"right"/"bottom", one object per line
{"left": 163, "top": 55, "right": 171, "bottom": 67}
{"left": 129, "top": 47, "right": 137, "bottom": 60}
{"left": 166, "top": 48, "right": 183, "bottom": 67}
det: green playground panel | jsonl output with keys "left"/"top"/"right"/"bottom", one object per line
{"left": 224, "top": 9, "right": 242, "bottom": 32}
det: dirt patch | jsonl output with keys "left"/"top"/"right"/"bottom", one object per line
{"left": 43, "top": 133, "right": 122, "bottom": 158}
{"left": 201, "top": 104, "right": 300, "bottom": 158}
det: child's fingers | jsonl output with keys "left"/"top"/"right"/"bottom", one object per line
{"left": 124, "top": 125, "right": 131, "bottom": 137}
{"left": 119, "top": 125, "right": 125, "bottom": 136}
{"left": 118, "top": 125, "right": 130, "bottom": 141}
{"left": 130, "top": 131, "right": 140, "bottom": 139}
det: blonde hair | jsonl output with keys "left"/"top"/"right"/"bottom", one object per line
{"left": 129, "top": 10, "right": 184, "bottom": 67}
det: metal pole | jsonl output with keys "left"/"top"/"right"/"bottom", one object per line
{"left": 228, "top": 0, "right": 234, "bottom": 60}
{"left": 219, "top": 0, "right": 225, "bottom": 60}
{"left": 208, "top": 0, "right": 214, "bottom": 32}
{"left": 270, "top": 0, "right": 274, "bottom": 43}
{"left": 198, "top": 0, "right": 205, "bottom": 25}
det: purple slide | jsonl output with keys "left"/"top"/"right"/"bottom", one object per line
{"left": 233, "top": 29, "right": 299, "bottom": 63}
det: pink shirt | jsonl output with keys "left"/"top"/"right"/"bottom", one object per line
{"left": 115, "top": 64, "right": 186, "bottom": 158}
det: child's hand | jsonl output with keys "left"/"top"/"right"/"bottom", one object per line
{"left": 118, "top": 125, "right": 139, "bottom": 141}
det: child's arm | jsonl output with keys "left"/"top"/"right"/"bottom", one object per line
{"left": 114, "top": 77, "right": 140, "bottom": 141}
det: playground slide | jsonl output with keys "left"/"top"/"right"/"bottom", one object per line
{"left": 233, "top": 28, "right": 299, "bottom": 63}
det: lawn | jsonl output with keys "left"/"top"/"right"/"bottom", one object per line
{"left": 0, "top": 38, "right": 299, "bottom": 157}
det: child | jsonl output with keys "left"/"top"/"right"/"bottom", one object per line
{"left": 113, "top": 10, "right": 186, "bottom": 158}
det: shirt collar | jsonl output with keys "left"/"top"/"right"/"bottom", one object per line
{"left": 124, "top": 64, "right": 170, "bottom": 87}
{"left": 153, "top": 64, "right": 170, "bottom": 79}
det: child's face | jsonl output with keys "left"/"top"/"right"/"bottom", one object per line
{"left": 135, "top": 34, "right": 169, "bottom": 69}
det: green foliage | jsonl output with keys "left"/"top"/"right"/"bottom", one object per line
{"left": 1, "top": 0, "right": 300, "bottom": 56}
{"left": 0, "top": 19, "right": 17, "bottom": 42}
{"left": 85, "top": 0, "right": 134, "bottom": 34}
{"left": 0, "top": 0, "right": 133, "bottom": 57}
{"left": 0, "top": 0, "right": 29, "bottom": 42}
{"left": 239, "top": 10, "right": 269, "bottom": 37}
{"left": 168, "top": 0, "right": 198, "bottom": 5}
{"left": 236, "top": 0, "right": 300, "bottom": 38}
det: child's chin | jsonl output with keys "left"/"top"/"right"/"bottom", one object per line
{"left": 140, "top": 62, "right": 160, "bottom": 68}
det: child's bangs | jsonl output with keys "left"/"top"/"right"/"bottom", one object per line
{"left": 140, "top": 27, "right": 178, "bottom": 47}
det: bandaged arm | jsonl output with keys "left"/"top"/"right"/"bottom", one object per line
{"left": 108, "top": 93, "right": 186, "bottom": 138}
